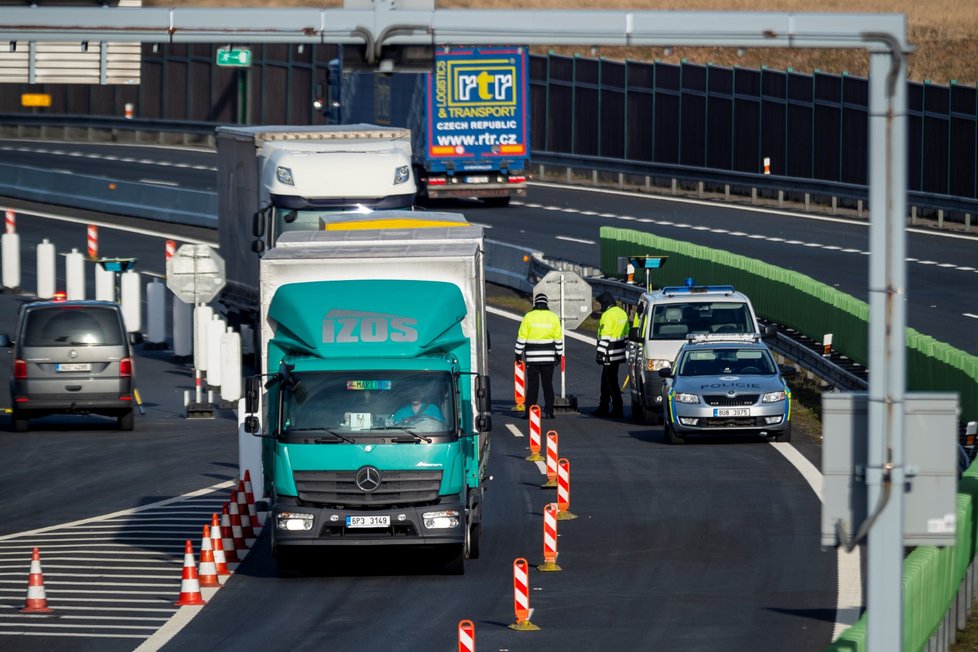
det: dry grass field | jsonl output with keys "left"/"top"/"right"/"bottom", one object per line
{"left": 146, "top": 0, "right": 978, "bottom": 84}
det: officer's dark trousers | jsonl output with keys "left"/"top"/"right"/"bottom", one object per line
{"left": 599, "top": 362, "right": 623, "bottom": 412}
{"left": 526, "top": 362, "right": 555, "bottom": 414}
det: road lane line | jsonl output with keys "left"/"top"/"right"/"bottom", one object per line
{"left": 505, "top": 423, "right": 524, "bottom": 438}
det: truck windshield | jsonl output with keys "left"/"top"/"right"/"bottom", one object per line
{"left": 650, "top": 302, "right": 754, "bottom": 340}
{"left": 281, "top": 370, "right": 456, "bottom": 437}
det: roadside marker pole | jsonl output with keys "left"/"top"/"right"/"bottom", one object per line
{"left": 556, "top": 458, "right": 577, "bottom": 520}
{"left": 513, "top": 361, "right": 526, "bottom": 412}
{"left": 525, "top": 405, "right": 542, "bottom": 462}
{"left": 4, "top": 209, "right": 14, "bottom": 234}
{"left": 508, "top": 558, "right": 540, "bottom": 631}
{"left": 86, "top": 224, "right": 98, "bottom": 260}
{"left": 541, "top": 430, "right": 558, "bottom": 488}
{"left": 538, "top": 503, "right": 562, "bottom": 572}
{"left": 457, "top": 619, "right": 475, "bottom": 652}
{"left": 165, "top": 239, "right": 177, "bottom": 263}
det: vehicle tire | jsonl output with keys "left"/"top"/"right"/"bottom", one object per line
{"left": 11, "top": 409, "right": 28, "bottom": 433}
{"left": 774, "top": 422, "right": 792, "bottom": 443}
{"left": 440, "top": 544, "right": 465, "bottom": 575}
{"left": 465, "top": 520, "right": 482, "bottom": 560}
{"left": 118, "top": 409, "right": 134, "bottom": 431}
{"left": 483, "top": 196, "right": 510, "bottom": 208}
{"left": 665, "top": 421, "right": 684, "bottom": 445}
{"left": 631, "top": 398, "right": 644, "bottom": 424}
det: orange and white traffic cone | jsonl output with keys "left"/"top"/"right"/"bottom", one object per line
{"left": 197, "top": 526, "right": 220, "bottom": 588}
{"left": 210, "top": 513, "right": 230, "bottom": 576}
{"left": 230, "top": 491, "right": 254, "bottom": 547}
{"left": 243, "top": 469, "right": 262, "bottom": 529}
{"left": 228, "top": 496, "right": 249, "bottom": 559}
{"left": 21, "top": 547, "right": 53, "bottom": 614}
{"left": 236, "top": 481, "right": 256, "bottom": 542}
{"left": 220, "top": 504, "right": 240, "bottom": 563}
{"left": 175, "top": 540, "right": 206, "bottom": 606}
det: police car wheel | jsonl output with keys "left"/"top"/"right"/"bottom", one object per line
{"left": 774, "top": 422, "right": 792, "bottom": 443}
{"left": 665, "top": 421, "right": 684, "bottom": 445}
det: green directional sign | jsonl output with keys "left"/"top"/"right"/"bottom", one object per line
{"left": 216, "top": 48, "right": 252, "bottom": 68}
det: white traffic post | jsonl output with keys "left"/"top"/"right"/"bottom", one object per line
{"left": 193, "top": 304, "right": 213, "bottom": 406}
{"left": 221, "top": 327, "right": 242, "bottom": 403}
{"left": 146, "top": 279, "right": 166, "bottom": 347}
{"left": 36, "top": 238, "right": 55, "bottom": 299}
{"left": 1, "top": 208, "right": 20, "bottom": 291}
{"left": 172, "top": 295, "right": 193, "bottom": 361}
{"left": 94, "top": 265, "right": 115, "bottom": 302}
{"left": 559, "top": 273, "right": 566, "bottom": 400}
{"left": 120, "top": 269, "right": 141, "bottom": 335}
{"left": 65, "top": 248, "right": 85, "bottom": 300}
{"left": 206, "top": 314, "right": 226, "bottom": 393}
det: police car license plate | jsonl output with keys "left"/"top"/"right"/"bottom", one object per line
{"left": 346, "top": 515, "right": 390, "bottom": 528}
{"left": 714, "top": 408, "right": 750, "bottom": 417}
{"left": 56, "top": 363, "right": 91, "bottom": 372}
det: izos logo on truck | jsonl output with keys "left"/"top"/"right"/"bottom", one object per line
{"left": 322, "top": 310, "right": 418, "bottom": 344}
{"left": 430, "top": 49, "right": 528, "bottom": 158}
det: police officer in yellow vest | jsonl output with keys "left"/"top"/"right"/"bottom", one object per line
{"left": 515, "top": 293, "right": 564, "bottom": 418}
{"left": 594, "top": 292, "right": 629, "bottom": 418}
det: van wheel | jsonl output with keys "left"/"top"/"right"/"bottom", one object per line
{"left": 631, "top": 399, "right": 644, "bottom": 424}
{"left": 12, "top": 409, "right": 28, "bottom": 433}
{"left": 118, "top": 410, "right": 134, "bottom": 431}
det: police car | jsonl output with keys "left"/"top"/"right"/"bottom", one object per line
{"left": 657, "top": 334, "right": 796, "bottom": 444}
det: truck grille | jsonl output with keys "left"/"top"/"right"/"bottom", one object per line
{"left": 293, "top": 469, "right": 442, "bottom": 508}
{"left": 704, "top": 394, "right": 759, "bottom": 407}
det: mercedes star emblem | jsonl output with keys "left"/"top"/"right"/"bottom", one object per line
{"left": 355, "top": 466, "right": 382, "bottom": 493}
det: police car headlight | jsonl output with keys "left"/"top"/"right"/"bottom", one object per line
{"left": 675, "top": 392, "right": 700, "bottom": 404}
{"left": 422, "top": 510, "right": 460, "bottom": 529}
{"left": 393, "top": 165, "right": 411, "bottom": 185}
{"left": 762, "top": 390, "right": 787, "bottom": 403}
{"left": 276, "top": 512, "right": 313, "bottom": 531}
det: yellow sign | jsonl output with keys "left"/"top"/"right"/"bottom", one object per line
{"left": 21, "top": 94, "right": 51, "bottom": 108}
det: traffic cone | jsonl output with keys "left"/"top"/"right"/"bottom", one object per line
{"left": 220, "top": 504, "right": 240, "bottom": 563}
{"left": 175, "top": 540, "right": 206, "bottom": 606}
{"left": 210, "top": 513, "right": 230, "bottom": 576}
{"left": 243, "top": 469, "right": 262, "bottom": 528}
{"left": 21, "top": 547, "right": 53, "bottom": 614}
{"left": 227, "top": 496, "right": 249, "bottom": 559}
{"left": 197, "top": 526, "right": 219, "bottom": 588}
{"left": 236, "top": 481, "right": 256, "bottom": 542}
{"left": 230, "top": 491, "right": 254, "bottom": 547}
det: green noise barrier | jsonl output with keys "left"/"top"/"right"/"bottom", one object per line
{"left": 598, "top": 227, "right": 978, "bottom": 423}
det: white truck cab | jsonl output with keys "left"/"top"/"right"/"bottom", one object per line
{"left": 625, "top": 283, "right": 773, "bottom": 424}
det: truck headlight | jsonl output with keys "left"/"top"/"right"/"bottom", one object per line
{"left": 276, "top": 511, "right": 313, "bottom": 531}
{"left": 276, "top": 166, "right": 295, "bottom": 186}
{"left": 393, "top": 165, "right": 410, "bottom": 185}
{"left": 675, "top": 393, "right": 700, "bottom": 404}
{"left": 648, "top": 359, "right": 671, "bottom": 372}
{"left": 422, "top": 510, "right": 460, "bottom": 529}
{"left": 762, "top": 390, "right": 787, "bottom": 403}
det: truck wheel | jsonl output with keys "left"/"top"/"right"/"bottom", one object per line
{"left": 483, "top": 196, "right": 510, "bottom": 208}
{"left": 440, "top": 544, "right": 465, "bottom": 575}
{"left": 665, "top": 421, "right": 684, "bottom": 445}
{"left": 465, "top": 521, "right": 482, "bottom": 560}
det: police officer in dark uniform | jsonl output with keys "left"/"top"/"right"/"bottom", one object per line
{"left": 514, "top": 293, "right": 564, "bottom": 418}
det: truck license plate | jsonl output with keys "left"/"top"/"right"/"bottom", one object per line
{"left": 465, "top": 175, "right": 489, "bottom": 184}
{"left": 346, "top": 515, "right": 390, "bottom": 528}
{"left": 714, "top": 408, "right": 750, "bottom": 417}
{"left": 56, "top": 363, "right": 91, "bottom": 372}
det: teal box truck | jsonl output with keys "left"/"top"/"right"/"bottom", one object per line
{"left": 242, "top": 211, "right": 491, "bottom": 574}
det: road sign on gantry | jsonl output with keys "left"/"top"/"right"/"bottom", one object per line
{"left": 533, "top": 270, "right": 592, "bottom": 330}
{"left": 166, "top": 244, "right": 226, "bottom": 304}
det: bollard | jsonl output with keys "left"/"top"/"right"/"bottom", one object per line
{"left": 194, "top": 305, "right": 213, "bottom": 372}
{"left": 508, "top": 558, "right": 540, "bottom": 631}
{"left": 763, "top": 156, "right": 771, "bottom": 174}
{"left": 1, "top": 230, "right": 20, "bottom": 291}
{"left": 206, "top": 314, "right": 226, "bottom": 391}
{"left": 120, "top": 270, "right": 141, "bottom": 334}
{"left": 525, "top": 405, "right": 542, "bottom": 462}
{"left": 65, "top": 248, "right": 86, "bottom": 300}
{"left": 86, "top": 224, "right": 98, "bottom": 259}
{"left": 165, "top": 239, "right": 177, "bottom": 262}
{"left": 220, "top": 327, "right": 242, "bottom": 403}
{"left": 124, "top": 102, "right": 134, "bottom": 120}
{"left": 36, "top": 238, "right": 55, "bottom": 299}
{"left": 145, "top": 280, "right": 167, "bottom": 349}
{"left": 172, "top": 294, "right": 193, "bottom": 362}
{"left": 556, "top": 458, "right": 577, "bottom": 520}
{"left": 4, "top": 208, "right": 14, "bottom": 234}
{"left": 541, "top": 430, "right": 558, "bottom": 488}
{"left": 457, "top": 619, "right": 475, "bottom": 652}
{"left": 94, "top": 264, "right": 115, "bottom": 302}
{"left": 822, "top": 334, "right": 833, "bottom": 357}
{"left": 538, "top": 503, "right": 561, "bottom": 572}
{"left": 513, "top": 360, "right": 526, "bottom": 412}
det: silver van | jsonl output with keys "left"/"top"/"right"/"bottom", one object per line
{"left": 2, "top": 300, "right": 135, "bottom": 432}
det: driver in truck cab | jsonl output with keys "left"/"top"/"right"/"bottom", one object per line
{"left": 391, "top": 394, "right": 446, "bottom": 425}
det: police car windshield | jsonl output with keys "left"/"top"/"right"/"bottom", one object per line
{"left": 651, "top": 302, "right": 753, "bottom": 339}
{"left": 677, "top": 348, "right": 777, "bottom": 376}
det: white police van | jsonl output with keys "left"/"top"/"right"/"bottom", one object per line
{"left": 625, "top": 282, "right": 774, "bottom": 425}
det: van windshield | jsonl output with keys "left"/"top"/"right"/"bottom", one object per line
{"left": 650, "top": 302, "right": 754, "bottom": 340}
{"left": 22, "top": 306, "right": 124, "bottom": 346}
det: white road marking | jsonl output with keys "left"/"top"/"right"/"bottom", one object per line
{"left": 964, "top": 313, "right": 978, "bottom": 320}
{"left": 556, "top": 235, "right": 595, "bottom": 245}
{"left": 505, "top": 423, "right": 524, "bottom": 438}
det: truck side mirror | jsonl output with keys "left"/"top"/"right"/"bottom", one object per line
{"left": 475, "top": 374, "right": 491, "bottom": 413}
{"left": 476, "top": 414, "right": 492, "bottom": 433}
{"left": 244, "top": 415, "right": 260, "bottom": 434}
{"left": 628, "top": 326, "right": 641, "bottom": 342}
{"left": 762, "top": 324, "right": 778, "bottom": 339}
{"left": 252, "top": 208, "right": 267, "bottom": 238}
{"left": 251, "top": 239, "right": 266, "bottom": 254}
{"left": 245, "top": 375, "right": 261, "bottom": 414}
